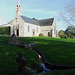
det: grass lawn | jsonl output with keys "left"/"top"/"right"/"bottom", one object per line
{"left": 0, "top": 36, "right": 75, "bottom": 75}
{"left": 18, "top": 37, "right": 75, "bottom": 75}
{"left": 0, "top": 36, "right": 38, "bottom": 75}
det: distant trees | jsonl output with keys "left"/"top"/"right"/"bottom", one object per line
{"left": 59, "top": 26, "right": 75, "bottom": 38}
{"left": 58, "top": 30, "right": 66, "bottom": 38}
{"left": 0, "top": 27, "right": 10, "bottom": 35}
{"left": 32, "top": 18, "right": 38, "bottom": 20}
{"left": 58, "top": 0, "right": 75, "bottom": 39}
{"left": 65, "top": 26, "right": 75, "bottom": 38}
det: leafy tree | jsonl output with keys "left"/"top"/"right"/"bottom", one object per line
{"left": 58, "top": 30, "right": 64, "bottom": 36}
{"left": 58, "top": 30, "right": 67, "bottom": 38}
{"left": 32, "top": 18, "right": 38, "bottom": 20}
{"left": 65, "top": 26, "right": 75, "bottom": 38}
{"left": 0, "top": 27, "right": 10, "bottom": 35}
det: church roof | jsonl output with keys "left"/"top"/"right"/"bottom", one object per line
{"left": 21, "top": 15, "right": 39, "bottom": 25}
{"left": 38, "top": 18, "right": 54, "bottom": 26}
{"left": 21, "top": 15, "right": 54, "bottom": 26}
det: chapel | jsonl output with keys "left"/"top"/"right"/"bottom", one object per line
{"left": 0, "top": 0, "right": 57, "bottom": 37}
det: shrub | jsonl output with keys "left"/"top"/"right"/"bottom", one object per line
{"left": 60, "top": 34, "right": 67, "bottom": 38}
{"left": 39, "top": 33, "right": 44, "bottom": 36}
{"left": 0, "top": 27, "right": 9, "bottom": 35}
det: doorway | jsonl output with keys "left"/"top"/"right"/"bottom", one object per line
{"left": 48, "top": 32, "right": 50, "bottom": 36}
{"left": 16, "top": 29, "right": 19, "bottom": 36}
{"left": 9, "top": 26, "right": 11, "bottom": 36}
{"left": 33, "top": 31, "right": 35, "bottom": 36}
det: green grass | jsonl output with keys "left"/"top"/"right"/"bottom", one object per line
{"left": 0, "top": 36, "right": 75, "bottom": 75}
{"left": 0, "top": 36, "right": 38, "bottom": 75}
{"left": 18, "top": 37, "right": 75, "bottom": 75}
{"left": 37, "top": 69, "right": 75, "bottom": 75}
{"left": 18, "top": 37, "right": 75, "bottom": 65}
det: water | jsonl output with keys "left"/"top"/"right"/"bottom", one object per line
{"left": 40, "top": 63, "right": 51, "bottom": 73}
{"left": 37, "top": 53, "right": 51, "bottom": 74}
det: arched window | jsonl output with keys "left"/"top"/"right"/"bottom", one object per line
{"left": 37, "top": 27, "right": 38, "bottom": 33}
{"left": 28, "top": 25, "right": 30, "bottom": 32}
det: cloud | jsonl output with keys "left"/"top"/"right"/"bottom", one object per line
{"left": 22, "top": 9, "right": 57, "bottom": 16}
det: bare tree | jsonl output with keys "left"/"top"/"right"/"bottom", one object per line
{"left": 59, "top": 0, "right": 75, "bottom": 26}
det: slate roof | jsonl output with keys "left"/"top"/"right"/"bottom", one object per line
{"left": 21, "top": 15, "right": 39, "bottom": 25}
{"left": 38, "top": 18, "right": 54, "bottom": 26}
{"left": 21, "top": 15, "right": 54, "bottom": 26}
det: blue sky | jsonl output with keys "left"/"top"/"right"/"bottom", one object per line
{"left": 0, "top": 0, "right": 70, "bottom": 31}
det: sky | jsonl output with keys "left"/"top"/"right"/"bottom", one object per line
{"left": 0, "top": 0, "right": 71, "bottom": 31}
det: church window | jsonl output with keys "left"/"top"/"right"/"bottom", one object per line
{"left": 28, "top": 25, "right": 30, "bottom": 32}
{"left": 37, "top": 27, "right": 38, "bottom": 33}
{"left": 16, "top": 18, "right": 17, "bottom": 22}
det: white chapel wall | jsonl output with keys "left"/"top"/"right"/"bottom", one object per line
{"left": 10, "top": 16, "right": 24, "bottom": 37}
{"left": 40, "top": 26, "right": 53, "bottom": 36}
{"left": 24, "top": 23, "right": 40, "bottom": 37}
{"left": 52, "top": 18, "right": 57, "bottom": 37}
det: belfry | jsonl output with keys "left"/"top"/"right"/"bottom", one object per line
{"left": 16, "top": 0, "right": 21, "bottom": 16}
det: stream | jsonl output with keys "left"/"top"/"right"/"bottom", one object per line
{"left": 37, "top": 54, "right": 51, "bottom": 74}
{"left": 40, "top": 63, "right": 51, "bottom": 73}
{"left": 33, "top": 48, "right": 75, "bottom": 74}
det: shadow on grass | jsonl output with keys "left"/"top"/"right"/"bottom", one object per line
{"left": 0, "top": 36, "right": 75, "bottom": 75}
{"left": 18, "top": 37, "right": 75, "bottom": 66}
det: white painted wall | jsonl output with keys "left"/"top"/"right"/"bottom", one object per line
{"left": 10, "top": 16, "right": 57, "bottom": 37}
{"left": 52, "top": 18, "right": 57, "bottom": 37}
{"left": 10, "top": 15, "right": 25, "bottom": 37}
{"left": 40, "top": 26, "right": 53, "bottom": 36}
{"left": 24, "top": 23, "right": 40, "bottom": 37}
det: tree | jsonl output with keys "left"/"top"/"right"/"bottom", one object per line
{"left": 65, "top": 26, "right": 75, "bottom": 38}
{"left": 59, "top": 0, "right": 75, "bottom": 26}
{"left": 58, "top": 30, "right": 66, "bottom": 38}
{"left": 32, "top": 18, "right": 38, "bottom": 20}
{"left": 0, "top": 27, "right": 9, "bottom": 35}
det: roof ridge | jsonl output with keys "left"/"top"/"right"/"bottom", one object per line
{"left": 21, "top": 15, "right": 39, "bottom": 25}
{"left": 39, "top": 18, "right": 54, "bottom": 21}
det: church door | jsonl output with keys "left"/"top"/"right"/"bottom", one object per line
{"left": 16, "top": 29, "right": 19, "bottom": 36}
{"left": 9, "top": 26, "right": 11, "bottom": 36}
{"left": 33, "top": 31, "right": 35, "bottom": 36}
{"left": 48, "top": 32, "right": 50, "bottom": 36}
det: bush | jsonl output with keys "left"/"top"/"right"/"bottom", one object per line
{"left": 0, "top": 27, "right": 9, "bottom": 35}
{"left": 39, "top": 33, "right": 44, "bottom": 36}
{"left": 60, "top": 34, "right": 67, "bottom": 38}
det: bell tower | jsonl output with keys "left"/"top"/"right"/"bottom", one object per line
{"left": 16, "top": 0, "right": 21, "bottom": 16}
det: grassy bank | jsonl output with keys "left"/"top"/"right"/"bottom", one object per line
{"left": 18, "top": 37, "right": 75, "bottom": 65}
{"left": 0, "top": 36, "right": 38, "bottom": 75}
{"left": 0, "top": 36, "right": 75, "bottom": 75}
{"left": 18, "top": 37, "right": 75, "bottom": 75}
